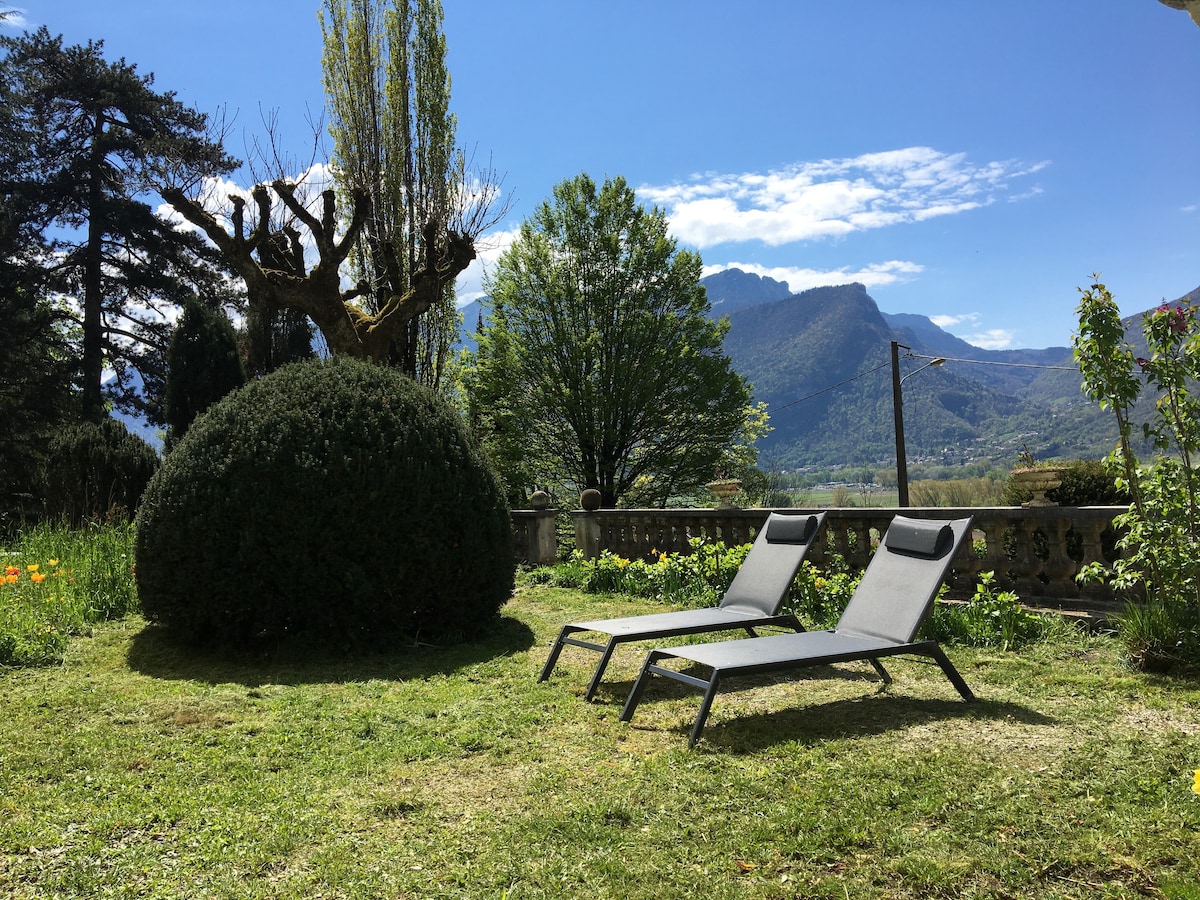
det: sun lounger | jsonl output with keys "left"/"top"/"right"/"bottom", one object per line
{"left": 539, "top": 512, "right": 826, "bottom": 700}
{"left": 619, "top": 515, "right": 975, "bottom": 746}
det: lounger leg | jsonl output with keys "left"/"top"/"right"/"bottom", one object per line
{"left": 619, "top": 651, "right": 664, "bottom": 723}
{"left": 868, "top": 658, "right": 893, "bottom": 684}
{"left": 538, "top": 627, "right": 574, "bottom": 682}
{"left": 689, "top": 672, "right": 722, "bottom": 748}
{"left": 583, "top": 639, "right": 619, "bottom": 702}
{"left": 927, "top": 645, "right": 975, "bottom": 701}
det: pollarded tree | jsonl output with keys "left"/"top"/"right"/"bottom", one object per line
{"left": 164, "top": 0, "right": 505, "bottom": 375}
{"left": 0, "top": 27, "right": 240, "bottom": 422}
{"left": 469, "top": 174, "right": 765, "bottom": 508}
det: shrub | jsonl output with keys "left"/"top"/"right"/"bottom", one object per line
{"left": 1000, "top": 458, "right": 1128, "bottom": 507}
{"left": 1048, "top": 459, "right": 1129, "bottom": 506}
{"left": 135, "top": 357, "right": 515, "bottom": 650}
{"left": 923, "top": 571, "right": 1048, "bottom": 650}
{"left": 530, "top": 538, "right": 751, "bottom": 609}
{"left": 1074, "top": 283, "right": 1200, "bottom": 673}
{"left": 40, "top": 418, "right": 159, "bottom": 525}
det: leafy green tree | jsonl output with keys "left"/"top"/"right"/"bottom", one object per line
{"left": 0, "top": 27, "right": 239, "bottom": 422}
{"left": 0, "top": 53, "right": 75, "bottom": 522}
{"left": 1075, "top": 280, "right": 1200, "bottom": 671}
{"left": 468, "top": 174, "right": 764, "bottom": 508}
{"left": 164, "top": 300, "right": 246, "bottom": 449}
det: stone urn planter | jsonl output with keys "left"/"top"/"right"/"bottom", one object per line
{"left": 1010, "top": 466, "right": 1066, "bottom": 507}
{"left": 706, "top": 479, "right": 743, "bottom": 508}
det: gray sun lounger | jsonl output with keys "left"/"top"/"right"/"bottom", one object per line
{"left": 538, "top": 511, "right": 826, "bottom": 700}
{"left": 619, "top": 515, "right": 975, "bottom": 747}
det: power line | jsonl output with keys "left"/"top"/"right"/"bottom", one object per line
{"left": 767, "top": 351, "right": 1083, "bottom": 415}
{"left": 905, "top": 352, "right": 1078, "bottom": 371}
{"left": 767, "top": 362, "right": 891, "bottom": 413}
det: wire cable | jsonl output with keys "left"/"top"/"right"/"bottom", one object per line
{"left": 767, "top": 361, "right": 891, "bottom": 413}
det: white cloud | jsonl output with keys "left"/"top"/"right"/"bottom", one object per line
{"left": 455, "top": 227, "right": 520, "bottom": 305}
{"left": 0, "top": 7, "right": 28, "bottom": 28}
{"left": 702, "top": 260, "right": 924, "bottom": 294}
{"left": 961, "top": 329, "right": 1015, "bottom": 350}
{"left": 929, "top": 313, "right": 982, "bottom": 330}
{"left": 928, "top": 313, "right": 1013, "bottom": 349}
{"left": 640, "top": 147, "right": 1047, "bottom": 249}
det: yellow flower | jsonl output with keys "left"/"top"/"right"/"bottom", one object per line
{"left": 26, "top": 564, "right": 38, "bottom": 573}
{"left": 1193, "top": 769, "right": 1200, "bottom": 796}
{"left": 49, "top": 558, "right": 59, "bottom": 567}
{"left": 30, "top": 572, "right": 46, "bottom": 584}
{"left": 4, "top": 574, "right": 16, "bottom": 584}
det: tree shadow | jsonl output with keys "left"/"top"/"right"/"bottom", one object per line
{"left": 124, "top": 613, "right": 536, "bottom": 687}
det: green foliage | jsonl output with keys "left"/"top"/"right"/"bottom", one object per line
{"left": 0, "top": 520, "right": 136, "bottom": 666}
{"left": 0, "top": 104, "right": 76, "bottom": 527}
{"left": 999, "top": 457, "right": 1129, "bottom": 506}
{"left": 0, "top": 27, "right": 240, "bottom": 421}
{"left": 1048, "top": 457, "right": 1130, "bottom": 506}
{"left": 788, "top": 557, "right": 860, "bottom": 628}
{"left": 1074, "top": 281, "right": 1200, "bottom": 672}
{"left": 923, "top": 571, "right": 1049, "bottom": 650}
{"left": 135, "top": 357, "right": 515, "bottom": 650}
{"left": 320, "top": 0, "right": 462, "bottom": 387}
{"left": 466, "top": 173, "right": 760, "bottom": 508}
{"left": 530, "top": 539, "right": 752, "bottom": 609}
{"left": 164, "top": 299, "right": 245, "bottom": 449}
{"left": 39, "top": 418, "right": 159, "bottom": 526}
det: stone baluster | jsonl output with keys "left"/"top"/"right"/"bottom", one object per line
{"left": 1041, "top": 516, "right": 1078, "bottom": 599}
{"left": 1075, "top": 516, "right": 1114, "bottom": 603}
{"left": 1012, "top": 519, "right": 1046, "bottom": 597}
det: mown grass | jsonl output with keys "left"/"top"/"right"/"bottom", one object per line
{"left": 1, "top": 576, "right": 1199, "bottom": 898}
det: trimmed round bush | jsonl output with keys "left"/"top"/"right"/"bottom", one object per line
{"left": 135, "top": 357, "right": 515, "bottom": 649}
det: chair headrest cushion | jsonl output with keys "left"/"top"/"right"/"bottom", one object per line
{"left": 885, "top": 518, "right": 953, "bottom": 557}
{"left": 765, "top": 514, "right": 817, "bottom": 545}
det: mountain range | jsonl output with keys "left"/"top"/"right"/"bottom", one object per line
{"left": 459, "top": 272, "right": 1200, "bottom": 472}
{"left": 707, "top": 272, "right": 1200, "bottom": 472}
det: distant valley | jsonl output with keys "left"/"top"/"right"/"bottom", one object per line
{"left": 458, "top": 270, "right": 1199, "bottom": 473}
{"left": 708, "top": 271, "right": 1198, "bottom": 471}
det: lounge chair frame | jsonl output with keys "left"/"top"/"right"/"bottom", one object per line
{"left": 619, "top": 515, "right": 976, "bottom": 747}
{"left": 538, "top": 512, "right": 826, "bottom": 700}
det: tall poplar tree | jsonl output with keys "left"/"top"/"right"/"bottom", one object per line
{"left": 320, "top": 0, "right": 461, "bottom": 388}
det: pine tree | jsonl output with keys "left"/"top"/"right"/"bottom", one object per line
{"left": 0, "top": 27, "right": 239, "bottom": 421}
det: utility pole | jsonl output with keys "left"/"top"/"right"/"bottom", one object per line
{"left": 891, "top": 340, "right": 910, "bottom": 507}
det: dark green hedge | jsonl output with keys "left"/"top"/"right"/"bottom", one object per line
{"left": 135, "top": 357, "right": 515, "bottom": 650}
{"left": 41, "top": 418, "right": 159, "bottom": 525}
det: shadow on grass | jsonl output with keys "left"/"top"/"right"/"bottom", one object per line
{"left": 124, "top": 613, "right": 537, "bottom": 687}
{"left": 613, "top": 665, "right": 1054, "bottom": 752}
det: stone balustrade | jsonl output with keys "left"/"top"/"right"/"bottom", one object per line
{"left": 561, "top": 506, "right": 1129, "bottom": 619}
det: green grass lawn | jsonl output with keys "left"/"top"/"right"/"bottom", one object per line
{"left": 2, "top": 583, "right": 1199, "bottom": 899}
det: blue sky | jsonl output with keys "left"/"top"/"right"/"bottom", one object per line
{"left": 4, "top": 1, "right": 1199, "bottom": 350}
